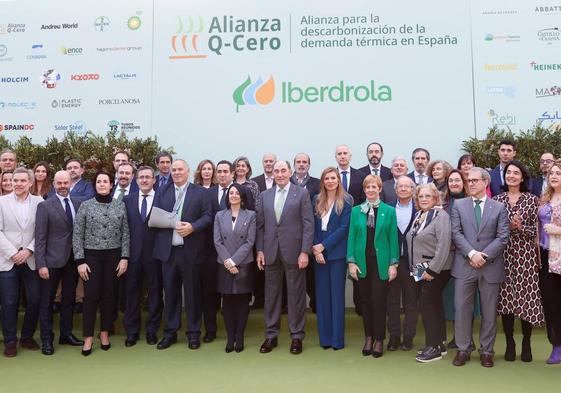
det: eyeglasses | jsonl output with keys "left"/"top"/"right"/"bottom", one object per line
{"left": 540, "top": 159, "right": 554, "bottom": 164}
{"left": 466, "top": 178, "right": 484, "bottom": 184}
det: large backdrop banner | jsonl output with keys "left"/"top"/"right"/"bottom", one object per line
{"left": 0, "top": 0, "right": 559, "bottom": 172}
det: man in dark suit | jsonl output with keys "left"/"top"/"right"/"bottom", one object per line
{"left": 451, "top": 167, "right": 509, "bottom": 367}
{"left": 123, "top": 166, "right": 163, "bottom": 347}
{"left": 385, "top": 176, "right": 419, "bottom": 351}
{"left": 252, "top": 153, "right": 276, "bottom": 193}
{"left": 407, "top": 147, "right": 432, "bottom": 185}
{"left": 0, "top": 149, "right": 17, "bottom": 172}
{"left": 154, "top": 150, "right": 173, "bottom": 192}
{"left": 359, "top": 142, "right": 392, "bottom": 181}
{"left": 257, "top": 160, "right": 314, "bottom": 354}
{"left": 35, "top": 170, "right": 84, "bottom": 355}
{"left": 489, "top": 140, "right": 516, "bottom": 197}
{"left": 381, "top": 157, "right": 409, "bottom": 206}
{"left": 46, "top": 159, "right": 95, "bottom": 202}
{"left": 335, "top": 144, "right": 365, "bottom": 206}
{"left": 152, "top": 159, "right": 212, "bottom": 350}
{"left": 531, "top": 152, "right": 554, "bottom": 197}
{"left": 112, "top": 162, "right": 138, "bottom": 200}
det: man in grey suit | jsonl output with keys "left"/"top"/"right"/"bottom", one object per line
{"left": 35, "top": 171, "right": 84, "bottom": 355}
{"left": 381, "top": 157, "right": 409, "bottom": 206}
{"left": 256, "top": 160, "right": 314, "bottom": 354}
{"left": 451, "top": 167, "right": 509, "bottom": 367}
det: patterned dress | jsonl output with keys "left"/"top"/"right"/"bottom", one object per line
{"left": 494, "top": 192, "right": 544, "bottom": 326}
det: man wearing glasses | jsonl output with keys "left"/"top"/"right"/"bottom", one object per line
{"left": 531, "top": 153, "right": 555, "bottom": 197}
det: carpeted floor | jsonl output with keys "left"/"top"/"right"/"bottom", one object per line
{"left": 1, "top": 310, "right": 559, "bottom": 393}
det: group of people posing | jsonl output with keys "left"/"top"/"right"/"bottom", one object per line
{"left": 0, "top": 140, "right": 560, "bottom": 369}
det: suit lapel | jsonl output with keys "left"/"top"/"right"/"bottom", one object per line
{"left": 374, "top": 204, "right": 387, "bottom": 242}
{"left": 279, "top": 186, "right": 297, "bottom": 224}
{"left": 461, "top": 198, "right": 477, "bottom": 232}
{"left": 478, "top": 199, "right": 494, "bottom": 234}
{"left": 53, "top": 198, "right": 71, "bottom": 226}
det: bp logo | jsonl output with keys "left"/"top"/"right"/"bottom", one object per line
{"left": 233, "top": 75, "right": 275, "bottom": 112}
{"left": 128, "top": 16, "right": 141, "bottom": 31}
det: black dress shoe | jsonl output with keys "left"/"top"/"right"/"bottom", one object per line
{"left": 52, "top": 302, "right": 61, "bottom": 314}
{"left": 125, "top": 336, "right": 139, "bottom": 347}
{"left": 157, "top": 336, "right": 177, "bottom": 350}
{"left": 188, "top": 337, "right": 201, "bottom": 350}
{"left": 505, "top": 339, "right": 516, "bottom": 361}
{"left": 73, "top": 302, "right": 83, "bottom": 314}
{"left": 259, "top": 337, "right": 278, "bottom": 353}
{"left": 203, "top": 332, "right": 216, "bottom": 343}
{"left": 146, "top": 334, "right": 158, "bottom": 345}
{"left": 59, "top": 334, "right": 84, "bottom": 346}
{"left": 453, "top": 351, "right": 471, "bottom": 366}
{"left": 235, "top": 336, "right": 244, "bottom": 353}
{"left": 387, "top": 336, "right": 401, "bottom": 351}
{"left": 225, "top": 341, "right": 234, "bottom": 353}
{"left": 290, "top": 339, "right": 303, "bottom": 354}
{"left": 41, "top": 342, "right": 54, "bottom": 356}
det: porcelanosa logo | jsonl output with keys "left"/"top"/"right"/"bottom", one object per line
{"left": 538, "top": 27, "right": 560, "bottom": 44}
{"left": 232, "top": 75, "right": 392, "bottom": 112}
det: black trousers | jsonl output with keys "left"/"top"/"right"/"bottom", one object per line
{"left": 419, "top": 269, "right": 451, "bottom": 347}
{"left": 123, "top": 252, "right": 163, "bottom": 337}
{"left": 202, "top": 251, "right": 221, "bottom": 335}
{"left": 38, "top": 258, "right": 79, "bottom": 342}
{"left": 357, "top": 256, "right": 388, "bottom": 340}
{"left": 539, "top": 248, "right": 561, "bottom": 346}
{"left": 222, "top": 293, "right": 251, "bottom": 341}
{"left": 82, "top": 249, "right": 120, "bottom": 337}
{"left": 387, "top": 257, "right": 420, "bottom": 341}
{"left": 162, "top": 246, "right": 203, "bottom": 339}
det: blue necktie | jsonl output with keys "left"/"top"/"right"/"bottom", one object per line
{"left": 341, "top": 171, "right": 348, "bottom": 191}
{"left": 64, "top": 198, "right": 73, "bottom": 225}
{"left": 140, "top": 194, "right": 148, "bottom": 222}
{"left": 159, "top": 176, "right": 166, "bottom": 189}
{"left": 219, "top": 187, "right": 227, "bottom": 210}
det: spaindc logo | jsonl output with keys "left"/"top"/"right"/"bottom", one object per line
{"left": 0, "top": 124, "right": 34, "bottom": 132}
{"left": 27, "top": 44, "right": 47, "bottom": 60}
{"left": 536, "top": 86, "right": 561, "bottom": 98}
{"left": 233, "top": 75, "right": 275, "bottom": 112}
{"left": 538, "top": 27, "right": 560, "bottom": 44}
{"left": 40, "top": 69, "right": 61, "bottom": 88}
{"left": 486, "top": 109, "right": 516, "bottom": 126}
{"left": 95, "top": 16, "right": 110, "bottom": 32}
{"left": 169, "top": 16, "right": 207, "bottom": 60}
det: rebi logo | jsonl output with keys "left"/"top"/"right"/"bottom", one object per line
{"left": 487, "top": 109, "right": 516, "bottom": 126}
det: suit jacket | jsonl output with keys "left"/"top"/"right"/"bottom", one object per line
{"left": 345, "top": 167, "right": 366, "bottom": 207}
{"left": 450, "top": 197, "right": 509, "bottom": 283}
{"left": 252, "top": 174, "right": 274, "bottom": 193}
{"left": 34, "top": 196, "right": 81, "bottom": 270}
{"left": 256, "top": 184, "right": 314, "bottom": 265}
{"left": 396, "top": 201, "right": 417, "bottom": 259}
{"left": 154, "top": 174, "right": 172, "bottom": 192}
{"left": 407, "top": 171, "right": 433, "bottom": 185}
{"left": 47, "top": 178, "right": 94, "bottom": 202}
{"left": 152, "top": 182, "right": 212, "bottom": 264}
{"left": 290, "top": 174, "right": 320, "bottom": 202}
{"left": 0, "top": 193, "right": 44, "bottom": 271}
{"left": 530, "top": 176, "right": 544, "bottom": 197}
{"left": 346, "top": 201, "right": 399, "bottom": 280}
{"left": 124, "top": 191, "right": 157, "bottom": 264}
{"left": 312, "top": 197, "right": 352, "bottom": 261}
{"left": 112, "top": 180, "right": 139, "bottom": 199}
{"left": 359, "top": 164, "right": 392, "bottom": 182}
{"left": 489, "top": 165, "right": 503, "bottom": 197}
{"left": 214, "top": 209, "right": 256, "bottom": 266}
{"left": 381, "top": 178, "right": 397, "bottom": 206}
{"left": 406, "top": 209, "right": 452, "bottom": 276}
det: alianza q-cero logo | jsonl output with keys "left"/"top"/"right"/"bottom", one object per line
{"left": 233, "top": 75, "right": 392, "bottom": 112}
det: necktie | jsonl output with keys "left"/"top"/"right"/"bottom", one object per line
{"left": 159, "top": 176, "right": 166, "bottom": 189}
{"left": 474, "top": 199, "right": 482, "bottom": 229}
{"left": 173, "top": 187, "right": 185, "bottom": 218}
{"left": 417, "top": 174, "right": 425, "bottom": 185}
{"left": 140, "top": 194, "right": 148, "bottom": 222}
{"left": 64, "top": 198, "right": 73, "bottom": 225}
{"left": 117, "top": 188, "right": 126, "bottom": 202}
{"left": 500, "top": 168, "right": 504, "bottom": 186}
{"left": 341, "top": 171, "right": 348, "bottom": 191}
{"left": 373, "top": 168, "right": 379, "bottom": 176}
{"left": 275, "top": 188, "right": 286, "bottom": 223}
{"left": 219, "top": 187, "right": 228, "bottom": 210}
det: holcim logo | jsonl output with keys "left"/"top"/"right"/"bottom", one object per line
{"left": 70, "top": 73, "right": 100, "bottom": 81}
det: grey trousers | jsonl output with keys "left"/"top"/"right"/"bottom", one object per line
{"left": 454, "top": 273, "right": 499, "bottom": 355}
{"left": 264, "top": 255, "right": 306, "bottom": 340}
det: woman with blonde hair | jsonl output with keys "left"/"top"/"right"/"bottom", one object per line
{"left": 312, "top": 167, "right": 352, "bottom": 350}
{"left": 193, "top": 159, "right": 216, "bottom": 188}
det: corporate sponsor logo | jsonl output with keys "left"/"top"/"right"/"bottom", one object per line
{"left": 535, "top": 6, "right": 561, "bottom": 15}
{"left": 486, "top": 109, "right": 516, "bottom": 126}
{"left": 1, "top": 76, "right": 30, "bottom": 83}
{"left": 536, "top": 85, "right": 561, "bottom": 98}
{"left": 169, "top": 15, "right": 282, "bottom": 60}
{"left": 61, "top": 46, "right": 84, "bottom": 55}
{"left": 113, "top": 73, "right": 137, "bottom": 80}
{"left": 27, "top": 44, "right": 47, "bottom": 60}
{"left": 51, "top": 98, "right": 82, "bottom": 109}
{"left": 53, "top": 121, "right": 87, "bottom": 133}
{"left": 98, "top": 98, "right": 141, "bottom": 105}
{"left": 0, "top": 124, "right": 35, "bottom": 132}
{"left": 486, "top": 86, "right": 516, "bottom": 98}
{"left": 94, "top": 16, "right": 110, "bottom": 32}
{"left": 484, "top": 33, "right": 520, "bottom": 42}
{"left": 128, "top": 16, "right": 141, "bottom": 31}
{"left": 530, "top": 61, "right": 561, "bottom": 71}
{"left": 0, "top": 45, "right": 11, "bottom": 62}
{"left": 96, "top": 46, "right": 142, "bottom": 53}
{"left": 484, "top": 63, "right": 518, "bottom": 71}
{"left": 41, "top": 22, "right": 78, "bottom": 30}
{"left": 480, "top": 9, "right": 518, "bottom": 16}
{"left": 40, "top": 69, "right": 61, "bottom": 88}
{"left": 70, "top": 73, "right": 100, "bottom": 81}
{"left": 538, "top": 27, "right": 560, "bottom": 44}
{"left": 232, "top": 75, "right": 391, "bottom": 112}
{"left": 0, "top": 23, "right": 26, "bottom": 34}
{"left": 538, "top": 110, "right": 561, "bottom": 123}
{"left": 107, "top": 120, "right": 140, "bottom": 132}
{"left": 0, "top": 101, "right": 37, "bottom": 110}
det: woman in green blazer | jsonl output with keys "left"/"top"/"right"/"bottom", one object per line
{"left": 347, "top": 175, "right": 399, "bottom": 358}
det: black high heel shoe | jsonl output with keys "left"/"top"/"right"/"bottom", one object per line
{"left": 225, "top": 336, "right": 235, "bottom": 353}
{"left": 81, "top": 345, "right": 93, "bottom": 356}
{"left": 101, "top": 342, "right": 111, "bottom": 351}
{"left": 362, "top": 338, "right": 373, "bottom": 356}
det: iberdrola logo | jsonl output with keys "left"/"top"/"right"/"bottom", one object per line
{"left": 233, "top": 75, "right": 275, "bottom": 112}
